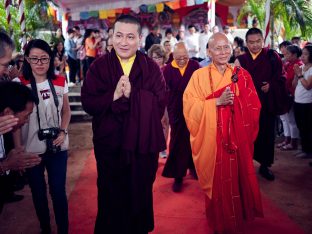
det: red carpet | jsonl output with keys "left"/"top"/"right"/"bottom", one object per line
{"left": 68, "top": 152, "right": 305, "bottom": 234}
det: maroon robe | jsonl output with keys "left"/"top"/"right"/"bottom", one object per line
{"left": 162, "top": 59, "right": 200, "bottom": 178}
{"left": 81, "top": 49, "right": 166, "bottom": 234}
{"left": 165, "top": 53, "right": 173, "bottom": 64}
{"left": 237, "top": 48, "right": 283, "bottom": 167}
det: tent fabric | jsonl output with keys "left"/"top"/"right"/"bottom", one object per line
{"left": 57, "top": 0, "right": 245, "bottom": 14}
{"left": 58, "top": 0, "right": 167, "bottom": 13}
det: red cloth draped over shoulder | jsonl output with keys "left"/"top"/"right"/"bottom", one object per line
{"left": 184, "top": 64, "right": 263, "bottom": 232}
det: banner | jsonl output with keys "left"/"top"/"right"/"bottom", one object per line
{"left": 264, "top": 0, "right": 271, "bottom": 47}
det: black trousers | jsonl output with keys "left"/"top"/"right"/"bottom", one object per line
{"left": 67, "top": 56, "right": 78, "bottom": 84}
{"left": 294, "top": 102, "right": 312, "bottom": 154}
{"left": 94, "top": 147, "right": 158, "bottom": 234}
{"left": 254, "top": 106, "right": 276, "bottom": 167}
{"left": 27, "top": 151, "right": 68, "bottom": 234}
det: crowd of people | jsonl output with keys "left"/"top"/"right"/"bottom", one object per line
{"left": 0, "top": 12, "right": 312, "bottom": 234}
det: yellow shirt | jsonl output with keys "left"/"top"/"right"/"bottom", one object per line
{"left": 117, "top": 54, "right": 136, "bottom": 76}
{"left": 171, "top": 60, "right": 188, "bottom": 76}
{"left": 250, "top": 49, "right": 262, "bottom": 60}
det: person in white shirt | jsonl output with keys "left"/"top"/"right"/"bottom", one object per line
{"left": 185, "top": 25, "right": 199, "bottom": 59}
{"left": 223, "top": 25, "right": 234, "bottom": 44}
{"left": 293, "top": 45, "right": 312, "bottom": 160}
{"left": 198, "top": 23, "right": 212, "bottom": 60}
{"left": 161, "top": 28, "right": 178, "bottom": 51}
{"left": 212, "top": 25, "right": 219, "bottom": 34}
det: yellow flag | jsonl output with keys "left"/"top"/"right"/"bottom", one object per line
{"left": 156, "top": 3, "right": 164, "bottom": 12}
{"left": 99, "top": 10, "right": 108, "bottom": 19}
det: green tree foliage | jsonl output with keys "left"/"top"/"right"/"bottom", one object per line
{"left": 0, "top": 0, "right": 54, "bottom": 51}
{"left": 237, "top": 0, "right": 265, "bottom": 29}
{"left": 238, "top": 0, "right": 312, "bottom": 40}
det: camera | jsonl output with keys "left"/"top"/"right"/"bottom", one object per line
{"left": 38, "top": 127, "right": 61, "bottom": 154}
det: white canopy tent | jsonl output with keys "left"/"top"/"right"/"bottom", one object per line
{"left": 53, "top": 0, "right": 166, "bottom": 13}
{"left": 53, "top": 0, "right": 245, "bottom": 13}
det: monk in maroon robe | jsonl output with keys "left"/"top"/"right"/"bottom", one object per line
{"left": 81, "top": 15, "right": 166, "bottom": 234}
{"left": 235, "top": 28, "right": 284, "bottom": 181}
{"left": 162, "top": 42, "right": 200, "bottom": 192}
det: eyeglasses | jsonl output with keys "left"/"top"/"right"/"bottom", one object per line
{"left": 27, "top": 57, "right": 50, "bottom": 64}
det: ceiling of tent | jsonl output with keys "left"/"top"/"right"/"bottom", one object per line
{"left": 55, "top": 0, "right": 246, "bottom": 12}
{"left": 54, "top": 0, "right": 165, "bottom": 12}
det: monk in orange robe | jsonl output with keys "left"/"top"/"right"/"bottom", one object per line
{"left": 183, "top": 33, "right": 263, "bottom": 234}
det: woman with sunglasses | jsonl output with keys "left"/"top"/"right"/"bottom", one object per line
{"left": 19, "top": 39, "right": 71, "bottom": 234}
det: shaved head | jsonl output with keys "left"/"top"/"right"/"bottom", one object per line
{"left": 173, "top": 42, "right": 189, "bottom": 68}
{"left": 208, "top": 32, "right": 230, "bottom": 49}
{"left": 208, "top": 32, "right": 232, "bottom": 66}
{"left": 173, "top": 42, "right": 188, "bottom": 55}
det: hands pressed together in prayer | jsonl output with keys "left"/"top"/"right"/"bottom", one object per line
{"left": 261, "top": 81, "right": 270, "bottom": 93}
{"left": 216, "top": 87, "right": 234, "bottom": 106}
{"left": 8, "top": 147, "right": 41, "bottom": 170}
{"left": 0, "top": 147, "right": 41, "bottom": 175}
{"left": 113, "top": 75, "right": 131, "bottom": 101}
{"left": 293, "top": 64, "right": 303, "bottom": 77}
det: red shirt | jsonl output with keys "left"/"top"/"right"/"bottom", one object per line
{"left": 284, "top": 59, "right": 303, "bottom": 96}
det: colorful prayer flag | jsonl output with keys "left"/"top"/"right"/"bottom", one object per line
{"left": 156, "top": 3, "right": 164, "bottom": 12}
{"left": 99, "top": 10, "right": 108, "bottom": 19}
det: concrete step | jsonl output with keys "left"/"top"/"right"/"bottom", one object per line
{"left": 68, "top": 92, "right": 81, "bottom": 102}
{"left": 70, "top": 102, "right": 82, "bottom": 106}
{"left": 70, "top": 110, "right": 92, "bottom": 122}
{"left": 68, "top": 85, "right": 82, "bottom": 93}
{"left": 68, "top": 92, "right": 81, "bottom": 97}
{"left": 68, "top": 85, "right": 90, "bottom": 122}
{"left": 71, "top": 110, "right": 88, "bottom": 115}
{"left": 70, "top": 102, "right": 84, "bottom": 111}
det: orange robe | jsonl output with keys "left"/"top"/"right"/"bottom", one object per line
{"left": 183, "top": 63, "right": 263, "bottom": 233}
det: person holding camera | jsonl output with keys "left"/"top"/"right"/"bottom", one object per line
{"left": 19, "top": 39, "right": 71, "bottom": 234}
